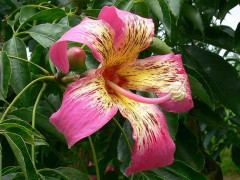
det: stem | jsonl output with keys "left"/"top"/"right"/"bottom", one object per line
{"left": 0, "top": 76, "right": 55, "bottom": 123}
{"left": 88, "top": 136, "right": 100, "bottom": 180}
{"left": 112, "top": 118, "right": 132, "bottom": 153}
{"left": 31, "top": 83, "right": 47, "bottom": 166}
{"left": 14, "top": 31, "right": 29, "bottom": 37}
{"left": 7, "top": 55, "right": 50, "bottom": 75}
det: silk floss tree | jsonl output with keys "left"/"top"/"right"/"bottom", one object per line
{"left": 49, "top": 6, "right": 193, "bottom": 175}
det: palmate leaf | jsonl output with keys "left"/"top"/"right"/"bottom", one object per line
{"left": 4, "top": 132, "right": 38, "bottom": 179}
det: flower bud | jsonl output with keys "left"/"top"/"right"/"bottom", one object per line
{"left": 67, "top": 47, "right": 86, "bottom": 71}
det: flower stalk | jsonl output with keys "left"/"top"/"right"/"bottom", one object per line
{"left": 0, "top": 76, "right": 55, "bottom": 123}
{"left": 88, "top": 136, "right": 100, "bottom": 180}
{"left": 8, "top": 55, "right": 50, "bottom": 75}
{"left": 31, "top": 83, "right": 47, "bottom": 166}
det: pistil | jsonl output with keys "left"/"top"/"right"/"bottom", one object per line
{"left": 106, "top": 80, "right": 172, "bottom": 104}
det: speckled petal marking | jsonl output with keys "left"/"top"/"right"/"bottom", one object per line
{"left": 99, "top": 6, "right": 154, "bottom": 68}
{"left": 117, "top": 53, "right": 193, "bottom": 112}
{"left": 111, "top": 93, "right": 175, "bottom": 175}
{"left": 50, "top": 75, "right": 118, "bottom": 147}
{"left": 117, "top": 54, "right": 186, "bottom": 93}
{"left": 49, "top": 18, "right": 115, "bottom": 73}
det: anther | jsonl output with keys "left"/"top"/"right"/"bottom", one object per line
{"left": 168, "top": 81, "right": 187, "bottom": 102}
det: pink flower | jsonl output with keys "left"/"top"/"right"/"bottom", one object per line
{"left": 49, "top": 6, "right": 193, "bottom": 175}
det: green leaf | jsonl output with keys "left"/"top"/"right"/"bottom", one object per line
{"left": 3, "top": 166, "right": 21, "bottom": 176}
{"left": 174, "top": 123, "right": 205, "bottom": 171}
{"left": 188, "top": 75, "right": 213, "bottom": 108}
{"left": 4, "top": 127, "right": 35, "bottom": 144}
{"left": 182, "top": 3, "right": 204, "bottom": 34}
{"left": 82, "top": 9, "right": 101, "bottom": 18}
{"left": 4, "top": 132, "right": 38, "bottom": 179}
{"left": 117, "top": 120, "right": 133, "bottom": 175}
{"left": 218, "top": 0, "right": 239, "bottom": 20}
{"left": 0, "top": 51, "right": 11, "bottom": 99}
{"left": 189, "top": 101, "right": 225, "bottom": 128}
{"left": 116, "top": 0, "right": 134, "bottom": 11}
{"left": 19, "top": 6, "right": 37, "bottom": 25}
{"left": 2, "top": 118, "right": 45, "bottom": 139}
{"left": 184, "top": 46, "right": 240, "bottom": 117}
{"left": 146, "top": 0, "right": 172, "bottom": 36}
{"left": 9, "top": 108, "right": 66, "bottom": 143}
{"left": 234, "top": 22, "right": 240, "bottom": 53}
{"left": 85, "top": 50, "right": 100, "bottom": 70}
{"left": 30, "top": 45, "right": 46, "bottom": 74}
{"left": 28, "top": 23, "right": 70, "bottom": 48}
{"left": 163, "top": 111, "right": 179, "bottom": 139}
{"left": 163, "top": 160, "right": 207, "bottom": 180}
{"left": 58, "top": 15, "right": 81, "bottom": 27}
{"left": 92, "top": 0, "right": 116, "bottom": 9}
{"left": 132, "top": 1, "right": 149, "bottom": 18}
{"left": 185, "top": 65, "right": 214, "bottom": 109}
{"left": 152, "top": 168, "right": 187, "bottom": 180}
{"left": 2, "top": 36, "right": 31, "bottom": 106}
{"left": 6, "top": 12, "right": 20, "bottom": 30}
{"left": 138, "top": 172, "right": 164, "bottom": 180}
{"left": 19, "top": 8, "right": 66, "bottom": 30}
{"left": 148, "top": 37, "right": 172, "bottom": 55}
{"left": 55, "top": 167, "right": 90, "bottom": 180}
{"left": 184, "top": 26, "right": 234, "bottom": 51}
{"left": 166, "top": 0, "right": 184, "bottom": 20}
{"left": 39, "top": 167, "right": 90, "bottom": 180}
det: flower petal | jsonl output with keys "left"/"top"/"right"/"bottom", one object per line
{"left": 117, "top": 53, "right": 193, "bottom": 112}
{"left": 99, "top": 6, "right": 154, "bottom": 68}
{"left": 111, "top": 93, "right": 175, "bottom": 175}
{"left": 50, "top": 75, "right": 118, "bottom": 147}
{"left": 49, "top": 18, "right": 115, "bottom": 73}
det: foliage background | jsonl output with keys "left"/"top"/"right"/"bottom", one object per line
{"left": 0, "top": 0, "right": 240, "bottom": 179}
